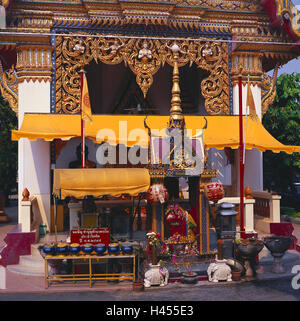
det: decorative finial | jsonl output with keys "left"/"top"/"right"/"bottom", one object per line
{"left": 168, "top": 44, "right": 184, "bottom": 130}
{"left": 22, "top": 188, "right": 30, "bottom": 201}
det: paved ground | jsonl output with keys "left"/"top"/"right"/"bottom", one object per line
{"left": 0, "top": 277, "right": 299, "bottom": 301}
{"left": 0, "top": 201, "right": 300, "bottom": 302}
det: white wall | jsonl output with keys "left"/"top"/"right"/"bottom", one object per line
{"left": 209, "top": 148, "right": 232, "bottom": 186}
{"left": 18, "top": 80, "right": 51, "bottom": 230}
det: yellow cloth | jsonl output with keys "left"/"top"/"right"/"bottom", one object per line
{"left": 53, "top": 168, "right": 150, "bottom": 199}
{"left": 11, "top": 114, "right": 300, "bottom": 154}
{"left": 246, "top": 83, "right": 258, "bottom": 123}
{"left": 81, "top": 73, "right": 92, "bottom": 124}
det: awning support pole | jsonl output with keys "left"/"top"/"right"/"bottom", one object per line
{"left": 238, "top": 75, "right": 245, "bottom": 239}
{"left": 53, "top": 195, "right": 58, "bottom": 243}
{"left": 80, "top": 69, "right": 85, "bottom": 168}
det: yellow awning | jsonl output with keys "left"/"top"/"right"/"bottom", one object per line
{"left": 12, "top": 113, "right": 300, "bottom": 154}
{"left": 53, "top": 168, "right": 150, "bottom": 199}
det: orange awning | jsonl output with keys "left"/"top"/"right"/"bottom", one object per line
{"left": 11, "top": 113, "right": 300, "bottom": 154}
{"left": 53, "top": 168, "right": 150, "bottom": 199}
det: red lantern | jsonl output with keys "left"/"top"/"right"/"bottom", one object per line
{"left": 204, "top": 182, "right": 224, "bottom": 202}
{"left": 147, "top": 184, "right": 169, "bottom": 204}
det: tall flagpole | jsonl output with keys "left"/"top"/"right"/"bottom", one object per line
{"left": 238, "top": 75, "right": 245, "bottom": 239}
{"left": 80, "top": 69, "right": 85, "bottom": 168}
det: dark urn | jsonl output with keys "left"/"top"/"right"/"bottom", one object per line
{"left": 236, "top": 238, "right": 264, "bottom": 278}
{"left": 263, "top": 235, "right": 292, "bottom": 273}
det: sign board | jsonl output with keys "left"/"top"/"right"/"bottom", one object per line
{"left": 70, "top": 228, "right": 110, "bottom": 246}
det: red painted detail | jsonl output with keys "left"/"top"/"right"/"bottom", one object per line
{"left": 0, "top": 224, "right": 35, "bottom": 267}
{"left": 70, "top": 228, "right": 110, "bottom": 246}
{"left": 270, "top": 222, "right": 298, "bottom": 250}
{"left": 261, "top": 0, "right": 300, "bottom": 42}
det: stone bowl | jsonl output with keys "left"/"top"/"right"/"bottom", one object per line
{"left": 263, "top": 236, "right": 292, "bottom": 257}
{"left": 236, "top": 239, "right": 264, "bottom": 259}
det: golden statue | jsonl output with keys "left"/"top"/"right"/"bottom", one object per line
{"left": 68, "top": 144, "right": 96, "bottom": 169}
{"left": 138, "top": 41, "right": 152, "bottom": 63}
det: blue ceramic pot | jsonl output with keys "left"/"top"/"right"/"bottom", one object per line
{"left": 108, "top": 243, "right": 119, "bottom": 255}
{"left": 69, "top": 243, "right": 81, "bottom": 254}
{"left": 56, "top": 243, "right": 68, "bottom": 255}
{"left": 82, "top": 243, "right": 94, "bottom": 254}
{"left": 43, "top": 243, "right": 55, "bottom": 255}
{"left": 121, "top": 244, "right": 133, "bottom": 255}
{"left": 94, "top": 243, "right": 106, "bottom": 255}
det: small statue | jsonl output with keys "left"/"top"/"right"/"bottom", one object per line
{"left": 202, "top": 42, "right": 213, "bottom": 57}
{"left": 68, "top": 144, "right": 96, "bottom": 169}
{"left": 144, "top": 260, "right": 169, "bottom": 287}
{"left": 207, "top": 258, "right": 232, "bottom": 283}
{"left": 138, "top": 40, "right": 152, "bottom": 63}
{"left": 102, "top": 39, "right": 124, "bottom": 56}
{"left": 73, "top": 40, "right": 85, "bottom": 54}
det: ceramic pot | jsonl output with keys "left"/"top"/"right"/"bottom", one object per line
{"left": 121, "top": 244, "right": 133, "bottom": 255}
{"left": 204, "top": 182, "right": 224, "bottom": 203}
{"left": 43, "top": 243, "right": 55, "bottom": 255}
{"left": 181, "top": 272, "right": 198, "bottom": 284}
{"left": 56, "top": 243, "right": 68, "bottom": 255}
{"left": 94, "top": 243, "right": 106, "bottom": 255}
{"left": 231, "top": 270, "right": 242, "bottom": 281}
{"left": 82, "top": 243, "right": 94, "bottom": 254}
{"left": 69, "top": 243, "right": 81, "bottom": 255}
{"left": 108, "top": 243, "right": 119, "bottom": 255}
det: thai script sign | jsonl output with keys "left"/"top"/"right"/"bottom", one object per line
{"left": 70, "top": 228, "right": 110, "bottom": 246}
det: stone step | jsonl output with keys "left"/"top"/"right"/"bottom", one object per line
{"left": 7, "top": 261, "right": 45, "bottom": 276}
{"left": 19, "top": 254, "right": 44, "bottom": 269}
{"left": 30, "top": 244, "right": 44, "bottom": 259}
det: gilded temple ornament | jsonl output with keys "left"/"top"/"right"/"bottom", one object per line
{"left": 202, "top": 42, "right": 213, "bottom": 57}
{"left": 138, "top": 40, "right": 152, "bottom": 63}
{"left": 261, "top": 64, "right": 279, "bottom": 115}
{"left": 55, "top": 36, "right": 229, "bottom": 115}
{"left": 73, "top": 40, "right": 85, "bottom": 54}
{"left": 0, "top": 62, "right": 18, "bottom": 115}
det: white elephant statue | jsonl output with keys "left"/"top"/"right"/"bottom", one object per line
{"left": 207, "top": 260, "right": 232, "bottom": 283}
{"left": 144, "top": 264, "right": 169, "bottom": 287}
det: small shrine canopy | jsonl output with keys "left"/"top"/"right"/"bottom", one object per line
{"left": 53, "top": 168, "right": 150, "bottom": 199}
{"left": 12, "top": 113, "right": 300, "bottom": 154}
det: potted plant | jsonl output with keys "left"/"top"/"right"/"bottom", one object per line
{"left": 231, "top": 264, "right": 242, "bottom": 281}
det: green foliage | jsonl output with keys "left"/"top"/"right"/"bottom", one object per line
{"left": 0, "top": 96, "right": 17, "bottom": 194}
{"left": 263, "top": 73, "right": 300, "bottom": 193}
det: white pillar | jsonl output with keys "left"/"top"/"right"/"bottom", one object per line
{"left": 19, "top": 200, "right": 31, "bottom": 232}
{"left": 244, "top": 199, "right": 255, "bottom": 233}
{"left": 270, "top": 194, "right": 281, "bottom": 223}
{"left": 18, "top": 80, "right": 51, "bottom": 232}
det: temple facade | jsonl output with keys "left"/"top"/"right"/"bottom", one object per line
{"left": 0, "top": 0, "right": 300, "bottom": 251}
